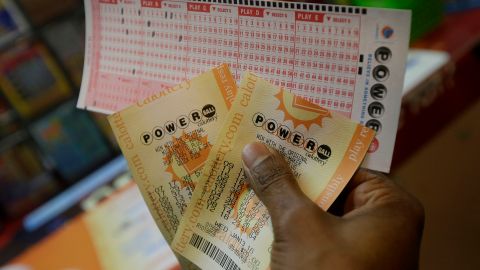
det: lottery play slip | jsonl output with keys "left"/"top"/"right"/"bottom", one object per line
{"left": 79, "top": 0, "right": 411, "bottom": 172}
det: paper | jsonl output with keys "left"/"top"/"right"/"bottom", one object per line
{"left": 171, "top": 72, "right": 375, "bottom": 270}
{"left": 402, "top": 49, "right": 450, "bottom": 96}
{"left": 108, "top": 64, "right": 236, "bottom": 245}
{"left": 79, "top": 0, "right": 411, "bottom": 172}
{"left": 84, "top": 184, "right": 180, "bottom": 270}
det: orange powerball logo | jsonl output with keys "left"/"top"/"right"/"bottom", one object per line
{"left": 274, "top": 89, "right": 332, "bottom": 129}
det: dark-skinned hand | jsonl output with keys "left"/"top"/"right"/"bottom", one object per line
{"left": 242, "top": 142, "right": 424, "bottom": 270}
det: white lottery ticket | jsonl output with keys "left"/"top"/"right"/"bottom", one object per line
{"left": 78, "top": 0, "right": 411, "bottom": 172}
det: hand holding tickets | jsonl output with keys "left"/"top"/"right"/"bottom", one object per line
{"left": 239, "top": 160, "right": 424, "bottom": 270}
{"left": 171, "top": 71, "right": 375, "bottom": 270}
{"left": 109, "top": 65, "right": 375, "bottom": 269}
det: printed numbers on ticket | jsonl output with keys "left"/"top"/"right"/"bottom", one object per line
{"left": 79, "top": 0, "right": 410, "bottom": 172}
{"left": 171, "top": 72, "right": 375, "bottom": 270}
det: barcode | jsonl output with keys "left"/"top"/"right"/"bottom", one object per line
{"left": 189, "top": 233, "right": 241, "bottom": 270}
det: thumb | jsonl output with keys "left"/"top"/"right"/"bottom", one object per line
{"left": 241, "top": 142, "right": 318, "bottom": 225}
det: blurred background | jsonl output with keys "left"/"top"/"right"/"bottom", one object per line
{"left": 0, "top": 0, "right": 478, "bottom": 269}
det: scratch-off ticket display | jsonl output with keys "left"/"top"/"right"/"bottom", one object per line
{"left": 79, "top": 0, "right": 410, "bottom": 172}
{"left": 107, "top": 64, "right": 236, "bottom": 247}
{"left": 171, "top": 72, "right": 375, "bottom": 270}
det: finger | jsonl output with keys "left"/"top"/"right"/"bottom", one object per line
{"left": 343, "top": 169, "right": 397, "bottom": 212}
{"left": 350, "top": 168, "right": 389, "bottom": 189}
{"left": 241, "top": 142, "right": 320, "bottom": 223}
{"left": 326, "top": 170, "right": 383, "bottom": 216}
{"left": 343, "top": 169, "right": 424, "bottom": 221}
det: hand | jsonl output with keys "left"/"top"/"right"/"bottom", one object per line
{"left": 242, "top": 142, "right": 424, "bottom": 270}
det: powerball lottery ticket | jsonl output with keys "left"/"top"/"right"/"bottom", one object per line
{"left": 108, "top": 65, "right": 235, "bottom": 244}
{"left": 108, "top": 65, "right": 236, "bottom": 269}
{"left": 78, "top": 0, "right": 411, "bottom": 172}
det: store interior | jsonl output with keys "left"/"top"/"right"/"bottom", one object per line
{"left": 0, "top": 0, "right": 479, "bottom": 269}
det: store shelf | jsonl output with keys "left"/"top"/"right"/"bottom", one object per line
{"left": 0, "top": 130, "right": 28, "bottom": 153}
{"left": 0, "top": 1, "right": 118, "bottom": 230}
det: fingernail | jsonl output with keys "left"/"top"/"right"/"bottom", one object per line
{"left": 242, "top": 142, "right": 271, "bottom": 169}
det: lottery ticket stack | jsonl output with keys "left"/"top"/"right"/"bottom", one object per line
{"left": 108, "top": 65, "right": 374, "bottom": 270}
{"left": 78, "top": 1, "right": 412, "bottom": 269}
